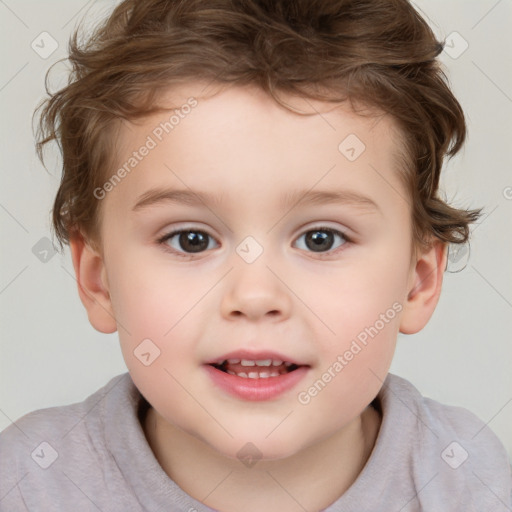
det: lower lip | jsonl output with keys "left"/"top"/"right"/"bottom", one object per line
{"left": 203, "top": 365, "right": 309, "bottom": 401}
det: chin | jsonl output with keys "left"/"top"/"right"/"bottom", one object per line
{"left": 199, "top": 429, "right": 313, "bottom": 465}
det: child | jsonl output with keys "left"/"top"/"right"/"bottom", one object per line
{"left": 1, "top": 0, "right": 510, "bottom": 510}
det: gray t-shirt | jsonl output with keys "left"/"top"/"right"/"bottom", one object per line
{"left": 1, "top": 372, "right": 510, "bottom": 511}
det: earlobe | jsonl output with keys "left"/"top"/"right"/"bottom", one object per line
{"left": 69, "top": 234, "right": 117, "bottom": 334}
{"left": 399, "top": 240, "right": 447, "bottom": 335}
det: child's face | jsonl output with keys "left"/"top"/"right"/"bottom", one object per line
{"left": 88, "top": 83, "right": 424, "bottom": 459}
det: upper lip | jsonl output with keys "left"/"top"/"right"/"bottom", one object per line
{"left": 205, "top": 350, "right": 309, "bottom": 366}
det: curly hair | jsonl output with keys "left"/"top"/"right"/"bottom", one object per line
{"left": 35, "top": 0, "right": 481, "bottom": 252}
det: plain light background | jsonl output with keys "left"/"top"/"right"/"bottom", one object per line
{"left": 1, "top": 0, "right": 511, "bottom": 462}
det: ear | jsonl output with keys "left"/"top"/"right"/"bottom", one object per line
{"left": 399, "top": 239, "right": 447, "bottom": 334}
{"left": 69, "top": 233, "right": 117, "bottom": 334}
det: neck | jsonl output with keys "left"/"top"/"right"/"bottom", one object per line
{"left": 142, "top": 403, "right": 381, "bottom": 512}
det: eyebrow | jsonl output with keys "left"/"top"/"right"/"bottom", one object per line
{"left": 132, "top": 187, "right": 380, "bottom": 213}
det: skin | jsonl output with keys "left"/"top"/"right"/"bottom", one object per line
{"left": 70, "top": 82, "right": 447, "bottom": 511}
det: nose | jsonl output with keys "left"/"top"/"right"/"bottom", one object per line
{"left": 220, "top": 258, "right": 292, "bottom": 322}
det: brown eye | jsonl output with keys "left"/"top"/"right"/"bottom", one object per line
{"left": 159, "top": 230, "right": 218, "bottom": 255}
{"left": 295, "top": 227, "right": 348, "bottom": 254}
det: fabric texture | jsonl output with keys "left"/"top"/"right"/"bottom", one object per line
{"left": 1, "top": 372, "right": 510, "bottom": 511}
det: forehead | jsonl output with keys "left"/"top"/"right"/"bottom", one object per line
{"left": 106, "top": 82, "right": 408, "bottom": 217}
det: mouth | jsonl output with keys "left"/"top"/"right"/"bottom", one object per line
{"left": 209, "top": 358, "right": 301, "bottom": 379}
{"left": 204, "top": 351, "right": 310, "bottom": 401}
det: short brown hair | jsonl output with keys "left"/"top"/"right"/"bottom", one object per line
{"left": 35, "top": 0, "right": 481, "bottom": 252}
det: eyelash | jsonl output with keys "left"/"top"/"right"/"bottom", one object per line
{"left": 156, "top": 226, "right": 352, "bottom": 259}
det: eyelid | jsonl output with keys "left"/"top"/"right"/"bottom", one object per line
{"left": 156, "top": 223, "right": 219, "bottom": 242}
{"left": 295, "top": 222, "right": 351, "bottom": 238}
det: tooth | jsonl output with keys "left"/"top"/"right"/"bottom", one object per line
{"left": 272, "top": 360, "right": 283, "bottom": 366}
{"left": 227, "top": 358, "right": 241, "bottom": 364}
{"left": 227, "top": 370, "right": 236, "bottom": 376}
{"left": 259, "top": 372, "right": 270, "bottom": 378}
{"left": 270, "top": 371, "right": 279, "bottom": 377}
{"left": 238, "top": 372, "right": 248, "bottom": 378}
{"left": 241, "top": 359, "right": 256, "bottom": 366}
{"left": 247, "top": 372, "right": 259, "bottom": 379}
{"left": 284, "top": 362, "right": 292, "bottom": 367}
{"left": 255, "top": 359, "right": 272, "bottom": 366}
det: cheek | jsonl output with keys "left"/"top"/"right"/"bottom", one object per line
{"left": 109, "top": 271, "right": 171, "bottom": 338}
{"left": 108, "top": 260, "right": 207, "bottom": 427}
{"left": 108, "top": 250, "right": 204, "bottom": 335}
{"left": 308, "top": 248, "right": 410, "bottom": 345}
{"left": 296, "top": 236, "right": 410, "bottom": 403}
{"left": 295, "top": 305, "right": 400, "bottom": 437}
{"left": 105, "top": 255, "right": 200, "bottom": 372}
